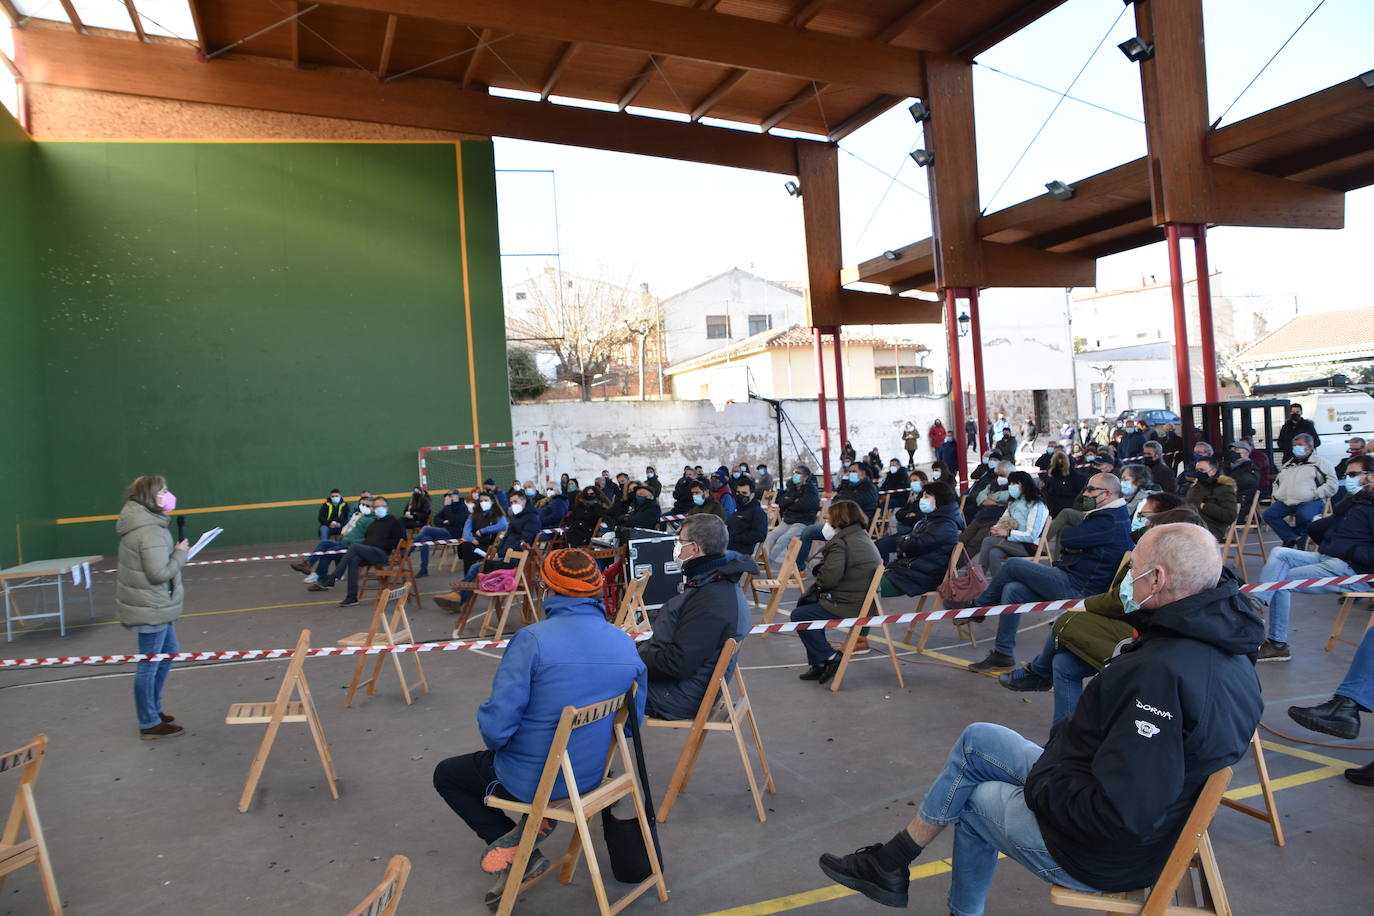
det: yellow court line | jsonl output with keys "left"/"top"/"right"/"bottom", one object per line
{"left": 57, "top": 490, "right": 423, "bottom": 525}
{"left": 699, "top": 857, "right": 957, "bottom": 916}
{"left": 1256, "top": 739, "right": 1357, "bottom": 769}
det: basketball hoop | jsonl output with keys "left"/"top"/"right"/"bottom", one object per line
{"left": 708, "top": 365, "right": 749, "bottom": 414}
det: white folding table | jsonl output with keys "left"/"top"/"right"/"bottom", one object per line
{"left": 0, "top": 555, "right": 103, "bottom": 641}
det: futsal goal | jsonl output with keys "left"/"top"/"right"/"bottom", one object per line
{"left": 417, "top": 440, "right": 549, "bottom": 493}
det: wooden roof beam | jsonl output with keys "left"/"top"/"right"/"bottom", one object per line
{"left": 761, "top": 86, "right": 813, "bottom": 132}
{"left": 874, "top": 0, "right": 956, "bottom": 44}
{"left": 461, "top": 27, "right": 491, "bottom": 89}
{"left": 56, "top": 0, "right": 85, "bottom": 33}
{"left": 0, "top": 0, "right": 21, "bottom": 28}
{"left": 617, "top": 56, "right": 658, "bottom": 110}
{"left": 1208, "top": 76, "right": 1374, "bottom": 158}
{"left": 288, "top": 0, "right": 301, "bottom": 68}
{"left": 691, "top": 0, "right": 830, "bottom": 123}
{"left": 186, "top": 0, "right": 207, "bottom": 55}
{"left": 541, "top": 41, "right": 580, "bottom": 100}
{"left": 376, "top": 14, "right": 397, "bottom": 79}
{"left": 122, "top": 0, "right": 147, "bottom": 42}
{"left": 16, "top": 27, "right": 810, "bottom": 175}
{"left": 322, "top": 0, "right": 929, "bottom": 96}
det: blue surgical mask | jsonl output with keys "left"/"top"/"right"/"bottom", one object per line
{"left": 374, "top": 506, "right": 388, "bottom": 518}
{"left": 692, "top": 493, "right": 705, "bottom": 506}
{"left": 1121, "top": 481, "right": 1136, "bottom": 498}
{"left": 847, "top": 472, "right": 859, "bottom": 485}
{"left": 1131, "top": 515, "right": 1148, "bottom": 532}
{"left": 1008, "top": 484, "right": 1022, "bottom": 499}
{"left": 910, "top": 480, "right": 923, "bottom": 494}
{"left": 1344, "top": 475, "right": 1363, "bottom": 494}
{"left": 525, "top": 487, "right": 537, "bottom": 496}
{"left": 647, "top": 472, "right": 656, "bottom": 479}
{"left": 791, "top": 473, "right": 802, "bottom": 485}
{"left": 985, "top": 458, "right": 995, "bottom": 467}
{"left": 732, "top": 472, "right": 742, "bottom": 479}
{"left": 919, "top": 498, "right": 935, "bottom": 514}
{"left": 1118, "top": 566, "right": 1156, "bottom": 614}
{"left": 1293, "top": 445, "right": 1309, "bottom": 458}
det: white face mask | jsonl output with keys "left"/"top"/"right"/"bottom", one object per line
{"left": 932, "top": 471, "right": 942, "bottom": 480}
{"left": 374, "top": 506, "right": 388, "bottom": 518}
{"left": 510, "top": 503, "right": 524, "bottom": 515}
{"left": 673, "top": 541, "right": 695, "bottom": 562}
{"left": 330, "top": 495, "right": 341, "bottom": 504}
{"left": 996, "top": 476, "right": 1008, "bottom": 486}
{"left": 479, "top": 500, "right": 493, "bottom": 512}
{"left": 358, "top": 505, "right": 373, "bottom": 515}
{"left": 821, "top": 522, "right": 836, "bottom": 540}
{"left": 546, "top": 489, "right": 556, "bottom": 497}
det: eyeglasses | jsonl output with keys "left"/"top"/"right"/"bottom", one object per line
{"left": 1083, "top": 486, "right": 1109, "bottom": 494}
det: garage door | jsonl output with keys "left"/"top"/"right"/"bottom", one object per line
{"left": 1131, "top": 393, "right": 1167, "bottom": 410}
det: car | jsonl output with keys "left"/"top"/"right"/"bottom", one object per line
{"left": 1116, "top": 408, "right": 1181, "bottom": 430}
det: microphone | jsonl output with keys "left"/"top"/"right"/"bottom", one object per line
{"left": 177, "top": 516, "right": 186, "bottom": 542}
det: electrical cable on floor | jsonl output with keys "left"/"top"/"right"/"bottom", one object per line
{"left": 1259, "top": 720, "right": 1374, "bottom": 753}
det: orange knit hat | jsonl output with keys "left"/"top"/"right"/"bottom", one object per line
{"left": 542, "top": 548, "right": 604, "bottom": 598}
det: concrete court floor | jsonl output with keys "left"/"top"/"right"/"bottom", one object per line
{"left": 0, "top": 538, "right": 1370, "bottom": 916}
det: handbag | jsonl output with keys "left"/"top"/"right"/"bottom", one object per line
{"left": 939, "top": 555, "right": 988, "bottom": 604}
{"left": 600, "top": 689, "right": 664, "bottom": 884}
{"left": 476, "top": 567, "right": 518, "bottom": 593}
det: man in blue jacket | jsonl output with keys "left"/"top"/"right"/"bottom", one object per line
{"left": 818, "top": 523, "right": 1262, "bottom": 913}
{"left": 432, "top": 548, "right": 647, "bottom": 906}
{"left": 969, "top": 473, "right": 1133, "bottom": 671}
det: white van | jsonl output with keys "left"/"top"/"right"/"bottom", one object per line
{"left": 1289, "top": 390, "right": 1374, "bottom": 467}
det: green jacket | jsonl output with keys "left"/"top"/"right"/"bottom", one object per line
{"left": 340, "top": 512, "right": 375, "bottom": 546}
{"left": 114, "top": 501, "right": 187, "bottom": 627}
{"left": 812, "top": 523, "right": 882, "bottom": 616}
{"left": 1051, "top": 563, "right": 1136, "bottom": 670}
{"left": 1186, "top": 476, "right": 1239, "bottom": 542}
{"left": 686, "top": 501, "right": 726, "bottom": 520}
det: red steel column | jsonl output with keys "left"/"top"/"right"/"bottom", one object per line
{"left": 945, "top": 289, "right": 968, "bottom": 490}
{"left": 831, "top": 326, "right": 848, "bottom": 461}
{"left": 1165, "top": 223, "right": 1193, "bottom": 419}
{"left": 1189, "top": 225, "right": 1220, "bottom": 404}
{"left": 964, "top": 287, "right": 989, "bottom": 454}
{"left": 813, "top": 326, "right": 832, "bottom": 491}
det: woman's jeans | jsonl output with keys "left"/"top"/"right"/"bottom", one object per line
{"left": 918, "top": 723, "right": 1102, "bottom": 916}
{"left": 1255, "top": 549, "right": 1369, "bottom": 643}
{"left": 415, "top": 525, "right": 452, "bottom": 574}
{"left": 132, "top": 622, "right": 178, "bottom": 729}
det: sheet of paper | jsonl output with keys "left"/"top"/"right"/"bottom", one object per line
{"left": 473, "top": 548, "right": 487, "bottom": 558}
{"left": 187, "top": 527, "right": 224, "bottom": 560}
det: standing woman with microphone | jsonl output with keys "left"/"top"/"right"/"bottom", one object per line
{"left": 115, "top": 475, "right": 189, "bottom": 739}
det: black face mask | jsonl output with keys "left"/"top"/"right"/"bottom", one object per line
{"left": 735, "top": 492, "right": 750, "bottom": 504}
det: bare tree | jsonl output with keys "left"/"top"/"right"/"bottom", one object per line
{"left": 507, "top": 268, "right": 659, "bottom": 401}
{"left": 1219, "top": 347, "right": 1258, "bottom": 396}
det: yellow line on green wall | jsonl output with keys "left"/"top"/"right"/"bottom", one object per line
{"left": 455, "top": 143, "right": 484, "bottom": 482}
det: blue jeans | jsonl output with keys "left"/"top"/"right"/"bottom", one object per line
{"left": 975, "top": 559, "right": 1076, "bottom": 658}
{"left": 415, "top": 525, "right": 452, "bottom": 573}
{"left": 311, "top": 538, "right": 343, "bottom": 578}
{"left": 1027, "top": 630, "right": 1100, "bottom": 724}
{"left": 1337, "top": 626, "right": 1374, "bottom": 710}
{"left": 1262, "top": 498, "right": 1323, "bottom": 543}
{"left": 918, "top": 723, "right": 1101, "bottom": 916}
{"left": 132, "top": 623, "right": 179, "bottom": 729}
{"left": 1254, "top": 548, "right": 1369, "bottom": 643}
{"left": 791, "top": 601, "right": 838, "bottom": 665}
{"left": 796, "top": 523, "right": 825, "bottom": 564}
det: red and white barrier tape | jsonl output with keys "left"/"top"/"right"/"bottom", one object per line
{"left": 4, "top": 574, "right": 1371, "bottom": 670}
{"left": 91, "top": 537, "right": 471, "bottom": 575}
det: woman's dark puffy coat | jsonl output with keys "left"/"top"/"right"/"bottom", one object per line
{"left": 1043, "top": 467, "right": 1086, "bottom": 517}
{"left": 882, "top": 503, "right": 963, "bottom": 596}
{"left": 566, "top": 496, "right": 610, "bottom": 547}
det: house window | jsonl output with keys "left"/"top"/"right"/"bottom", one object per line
{"left": 1091, "top": 382, "right": 1116, "bottom": 415}
{"left": 514, "top": 291, "right": 527, "bottom": 300}
{"left": 748, "top": 314, "right": 771, "bottom": 336}
{"left": 706, "top": 315, "right": 730, "bottom": 339}
{"left": 879, "top": 376, "right": 930, "bottom": 396}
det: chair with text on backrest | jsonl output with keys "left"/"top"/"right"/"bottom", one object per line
{"left": 753, "top": 537, "right": 806, "bottom": 627}
{"left": 901, "top": 542, "right": 978, "bottom": 652}
{"left": 485, "top": 692, "right": 668, "bottom": 916}
{"left": 647, "top": 638, "right": 774, "bottom": 823}
{"left": 226, "top": 629, "right": 340, "bottom": 813}
{"left": 828, "top": 565, "right": 906, "bottom": 692}
{"left": 345, "top": 854, "right": 411, "bottom": 916}
{"left": 613, "top": 572, "right": 652, "bottom": 632}
{"left": 0, "top": 735, "right": 61, "bottom": 916}
{"left": 1049, "top": 766, "right": 1234, "bottom": 916}
{"left": 338, "top": 584, "right": 429, "bottom": 707}
{"left": 359, "top": 534, "right": 423, "bottom": 609}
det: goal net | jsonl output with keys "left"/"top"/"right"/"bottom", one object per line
{"left": 418, "top": 441, "right": 548, "bottom": 494}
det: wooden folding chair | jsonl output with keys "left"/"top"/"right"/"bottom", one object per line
{"left": 1030, "top": 528, "right": 1052, "bottom": 564}
{"left": 902, "top": 542, "right": 979, "bottom": 652}
{"left": 0, "top": 735, "right": 60, "bottom": 916}
{"left": 740, "top": 540, "right": 774, "bottom": 604}
{"left": 1325, "top": 591, "right": 1374, "bottom": 652}
{"left": 647, "top": 639, "right": 774, "bottom": 822}
{"left": 339, "top": 585, "right": 429, "bottom": 707}
{"left": 454, "top": 550, "right": 539, "bottom": 640}
{"left": 485, "top": 694, "right": 668, "bottom": 916}
{"left": 613, "top": 572, "right": 652, "bottom": 631}
{"left": 828, "top": 566, "right": 906, "bottom": 693}
{"left": 1219, "top": 517, "right": 1244, "bottom": 581}
{"left": 1050, "top": 766, "right": 1234, "bottom": 915}
{"left": 345, "top": 854, "right": 411, "bottom": 916}
{"left": 868, "top": 494, "right": 891, "bottom": 536}
{"left": 226, "top": 629, "right": 340, "bottom": 813}
{"left": 359, "top": 534, "right": 423, "bottom": 608}
{"left": 1219, "top": 732, "right": 1284, "bottom": 846}
{"left": 753, "top": 537, "right": 806, "bottom": 626}
{"left": 1236, "top": 492, "right": 1267, "bottom": 567}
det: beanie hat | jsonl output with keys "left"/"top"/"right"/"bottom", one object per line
{"left": 542, "top": 549, "right": 604, "bottom": 598}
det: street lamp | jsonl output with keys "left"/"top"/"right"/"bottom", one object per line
{"left": 957, "top": 311, "right": 971, "bottom": 338}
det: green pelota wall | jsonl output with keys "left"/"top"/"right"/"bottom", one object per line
{"left": 13, "top": 133, "right": 509, "bottom": 557}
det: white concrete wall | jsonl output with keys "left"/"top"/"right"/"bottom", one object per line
{"left": 512, "top": 395, "right": 950, "bottom": 486}
{"left": 1072, "top": 350, "right": 1207, "bottom": 419}
{"left": 662, "top": 269, "right": 805, "bottom": 366}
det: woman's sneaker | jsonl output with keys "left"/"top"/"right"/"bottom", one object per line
{"left": 484, "top": 849, "right": 550, "bottom": 910}
{"left": 1257, "top": 639, "right": 1291, "bottom": 662}
{"left": 481, "top": 817, "right": 554, "bottom": 873}
{"left": 303, "top": 573, "right": 319, "bottom": 585}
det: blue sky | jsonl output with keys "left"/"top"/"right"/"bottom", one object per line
{"left": 494, "top": 0, "right": 1373, "bottom": 313}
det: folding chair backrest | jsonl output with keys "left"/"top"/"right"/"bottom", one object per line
{"left": 346, "top": 854, "right": 411, "bottom": 916}
{"left": 1, "top": 734, "right": 47, "bottom": 841}
{"left": 1, "top": 733, "right": 60, "bottom": 914}
{"left": 1030, "top": 528, "right": 1051, "bottom": 563}
{"left": 1115, "top": 550, "right": 1134, "bottom": 576}
{"left": 946, "top": 540, "right": 966, "bottom": 580}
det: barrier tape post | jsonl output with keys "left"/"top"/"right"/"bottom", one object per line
{"left": 4, "top": 574, "right": 1372, "bottom": 670}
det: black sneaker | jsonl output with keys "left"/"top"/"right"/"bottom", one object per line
{"left": 1257, "top": 639, "right": 1291, "bottom": 663}
{"left": 999, "top": 666, "right": 1053, "bottom": 692}
{"left": 799, "top": 663, "right": 827, "bottom": 681}
{"left": 484, "top": 848, "right": 551, "bottom": 910}
{"left": 818, "top": 844, "right": 909, "bottom": 908}
{"left": 1345, "top": 761, "right": 1374, "bottom": 787}
{"left": 338, "top": 597, "right": 360, "bottom": 608}
{"left": 969, "top": 650, "right": 1016, "bottom": 672}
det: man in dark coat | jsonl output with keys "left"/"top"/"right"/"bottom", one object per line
{"left": 817, "top": 523, "right": 1263, "bottom": 913}
{"left": 1225, "top": 441, "right": 1261, "bottom": 519}
{"left": 1277, "top": 402, "right": 1320, "bottom": 461}
{"left": 1141, "top": 441, "right": 1178, "bottom": 494}
{"left": 725, "top": 479, "right": 768, "bottom": 557}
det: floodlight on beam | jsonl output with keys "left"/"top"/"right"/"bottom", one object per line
{"left": 909, "top": 149, "right": 934, "bottom": 168}
{"left": 908, "top": 100, "right": 930, "bottom": 122}
{"left": 784, "top": 180, "right": 802, "bottom": 197}
{"left": 882, "top": 250, "right": 903, "bottom": 261}
{"left": 1045, "top": 180, "right": 1075, "bottom": 201}
{"left": 1360, "top": 70, "right": 1374, "bottom": 89}
{"left": 1118, "top": 37, "right": 1155, "bottom": 62}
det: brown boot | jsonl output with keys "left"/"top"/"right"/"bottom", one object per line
{"left": 434, "top": 593, "right": 464, "bottom": 613}
{"left": 852, "top": 637, "right": 871, "bottom": 655}
{"left": 140, "top": 722, "right": 185, "bottom": 740}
